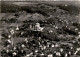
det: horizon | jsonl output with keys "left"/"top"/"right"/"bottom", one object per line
{"left": 1, "top": 0, "right": 80, "bottom": 1}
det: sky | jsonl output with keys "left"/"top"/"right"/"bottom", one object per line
{"left": 1, "top": 0, "right": 80, "bottom": 1}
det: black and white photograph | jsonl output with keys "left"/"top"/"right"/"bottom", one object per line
{"left": 0, "top": 0, "right": 80, "bottom": 57}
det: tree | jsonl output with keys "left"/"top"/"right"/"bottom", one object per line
{"left": 42, "top": 28, "right": 59, "bottom": 41}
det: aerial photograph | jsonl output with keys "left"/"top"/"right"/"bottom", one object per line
{"left": 0, "top": 0, "right": 80, "bottom": 57}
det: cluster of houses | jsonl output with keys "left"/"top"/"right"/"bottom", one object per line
{"left": 1, "top": 12, "right": 80, "bottom": 57}
{"left": 29, "top": 23, "right": 44, "bottom": 31}
{"left": 1, "top": 32, "right": 80, "bottom": 57}
{"left": 1, "top": 20, "right": 80, "bottom": 57}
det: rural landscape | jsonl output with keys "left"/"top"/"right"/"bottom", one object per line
{"left": 0, "top": 1, "right": 80, "bottom": 57}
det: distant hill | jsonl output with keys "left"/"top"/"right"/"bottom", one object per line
{"left": 1, "top": 1, "right": 80, "bottom": 16}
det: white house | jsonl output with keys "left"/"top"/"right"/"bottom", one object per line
{"left": 30, "top": 23, "right": 44, "bottom": 31}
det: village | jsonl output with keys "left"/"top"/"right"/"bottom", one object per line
{"left": 0, "top": 1, "right": 80, "bottom": 57}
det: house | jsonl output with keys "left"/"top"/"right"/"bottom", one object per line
{"left": 16, "top": 25, "right": 19, "bottom": 30}
{"left": 48, "top": 54, "right": 53, "bottom": 57}
{"left": 29, "top": 23, "right": 44, "bottom": 31}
